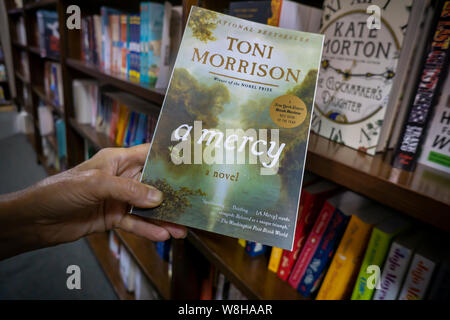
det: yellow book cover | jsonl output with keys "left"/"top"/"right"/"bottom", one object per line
{"left": 316, "top": 215, "right": 372, "bottom": 300}
{"left": 268, "top": 247, "right": 283, "bottom": 272}
{"left": 115, "top": 104, "right": 130, "bottom": 146}
{"left": 238, "top": 239, "right": 246, "bottom": 247}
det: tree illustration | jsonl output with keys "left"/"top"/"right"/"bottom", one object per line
{"left": 149, "top": 179, "right": 207, "bottom": 219}
{"left": 188, "top": 7, "right": 218, "bottom": 43}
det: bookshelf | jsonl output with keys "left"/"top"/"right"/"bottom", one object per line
{"left": 6, "top": 0, "right": 450, "bottom": 301}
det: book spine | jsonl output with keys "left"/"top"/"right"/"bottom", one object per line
{"left": 268, "top": 247, "right": 283, "bottom": 273}
{"left": 297, "top": 208, "right": 350, "bottom": 297}
{"left": 238, "top": 239, "right": 246, "bottom": 247}
{"left": 287, "top": 200, "right": 335, "bottom": 289}
{"left": 373, "top": 242, "right": 413, "bottom": 300}
{"left": 392, "top": 0, "right": 450, "bottom": 171}
{"left": 351, "top": 229, "right": 393, "bottom": 300}
{"left": 245, "top": 242, "right": 266, "bottom": 257}
{"left": 316, "top": 215, "right": 372, "bottom": 300}
{"left": 398, "top": 253, "right": 437, "bottom": 300}
{"left": 277, "top": 191, "right": 314, "bottom": 281}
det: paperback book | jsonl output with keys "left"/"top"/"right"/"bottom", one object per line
{"left": 133, "top": 6, "right": 324, "bottom": 250}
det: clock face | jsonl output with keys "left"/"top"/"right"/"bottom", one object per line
{"left": 312, "top": 0, "right": 413, "bottom": 154}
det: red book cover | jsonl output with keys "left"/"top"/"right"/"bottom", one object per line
{"left": 277, "top": 181, "right": 339, "bottom": 281}
{"left": 287, "top": 198, "right": 337, "bottom": 289}
{"left": 120, "top": 14, "right": 128, "bottom": 75}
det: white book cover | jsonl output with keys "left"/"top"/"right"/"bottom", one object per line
{"left": 72, "top": 80, "right": 96, "bottom": 124}
{"left": 418, "top": 75, "right": 450, "bottom": 173}
{"left": 373, "top": 241, "right": 413, "bottom": 300}
{"left": 119, "top": 247, "right": 136, "bottom": 292}
{"left": 313, "top": 0, "right": 414, "bottom": 155}
{"left": 398, "top": 252, "right": 436, "bottom": 300}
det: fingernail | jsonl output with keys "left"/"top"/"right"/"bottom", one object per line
{"left": 147, "top": 188, "right": 163, "bottom": 203}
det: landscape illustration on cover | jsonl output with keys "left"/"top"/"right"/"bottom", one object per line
{"left": 134, "top": 6, "right": 324, "bottom": 250}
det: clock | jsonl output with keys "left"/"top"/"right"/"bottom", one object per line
{"left": 313, "top": 0, "right": 413, "bottom": 155}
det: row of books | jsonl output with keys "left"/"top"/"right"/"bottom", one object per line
{"left": 229, "top": 0, "right": 449, "bottom": 175}
{"left": 80, "top": 2, "right": 183, "bottom": 88}
{"left": 259, "top": 173, "right": 449, "bottom": 300}
{"left": 72, "top": 80, "right": 158, "bottom": 147}
{"left": 109, "top": 231, "right": 163, "bottom": 299}
{"left": 200, "top": 265, "right": 247, "bottom": 300}
{"left": 37, "top": 105, "right": 67, "bottom": 172}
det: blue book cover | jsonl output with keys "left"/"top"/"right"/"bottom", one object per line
{"left": 297, "top": 208, "right": 350, "bottom": 297}
{"left": 124, "top": 112, "right": 136, "bottom": 147}
{"left": 55, "top": 119, "right": 67, "bottom": 159}
{"left": 245, "top": 242, "right": 267, "bottom": 257}
{"left": 146, "top": 3, "right": 165, "bottom": 87}
{"left": 100, "top": 7, "right": 121, "bottom": 70}
{"left": 155, "top": 240, "right": 171, "bottom": 261}
{"left": 229, "top": 1, "right": 272, "bottom": 25}
{"left": 131, "top": 113, "right": 147, "bottom": 146}
{"left": 139, "top": 3, "right": 148, "bottom": 84}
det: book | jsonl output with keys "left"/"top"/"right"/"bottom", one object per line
{"left": 373, "top": 229, "right": 426, "bottom": 300}
{"left": 351, "top": 215, "right": 411, "bottom": 300}
{"left": 132, "top": 6, "right": 324, "bottom": 250}
{"left": 155, "top": 239, "right": 171, "bottom": 261}
{"left": 398, "top": 236, "right": 443, "bottom": 300}
{"left": 36, "top": 10, "right": 60, "bottom": 58}
{"left": 119, "top": 247, "right": 137, "bottom": 292}
{"left": 316, "top": 203, "right": 391, "bottom": 300}
{"left": 135, "top": 268, "right": 158, "bottom": 300}
{"left": 109, "top": 230, "right": 120, "bottom": 259}
{"left": 277, "top": 179, "right": 339, "bottom": 281}
{"left": 268, "top": 171, "right": 319, "bottom": 273}
{"left": 393, "top": 0, "right": 450, "bottom": 170}
{"left": 155, "top": 2, "right": 173, "bottom": 89}
{"left": 44, "top": 62, "right": 64, "bottom": 108}
{"left": 417, "top": 74, "right": 450, "bottom": 173}
{"left": 245, "top": 242, "right": 267, "bottom": 257}
{"left": 312, "top": 0, "right": 428, "bottom": 155}
{"left": 288, "top": 191, "right": 368, "bottom": 296}
{"left": 427, "top": 254, "right": 450, "bottom": 300}
{"left": 72, "top": 80, "right": 98, "bottom": 125}
{"left": 229, "top": 1, "right": 323, "bottom": 33}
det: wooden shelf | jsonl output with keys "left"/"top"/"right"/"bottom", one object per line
{"left": 86, "top": 232, "right": 134, "bottom": 300}
{"left": 188, "top": 230, "right": 307, "bottom": 300}
{"left": 66, "top": 58, "right": 165, "bottom": 105}
{"left": 307, "top": 133, "right": 450, "bottom": 232}
{"left": 24, "top": 0, "right": 57, "bottom": 10}
{"left": 28, "top": 46, "right": 61, "bottom": 61}
{"left": 69, "top": 118, "right": 116, "bottom": 149}
{"left": 12, "top": 41, "right": 27, "bottom": 50}
{"left": 7, "top": 7, "right": 24, "bottom": 15}
{"left": 32, "top": 85, "right": 64, "bottom": 116}
{"left": 115, "top": 230, "right": 171, "bottom": 300}
{"left": 15, "top": 72, "right": 29, "bottom": 84}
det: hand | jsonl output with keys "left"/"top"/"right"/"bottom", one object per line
{"left": 0, "top": 144, "right": 186, "bottom": 260}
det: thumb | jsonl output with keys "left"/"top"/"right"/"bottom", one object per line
{"left": 88, "top": 171, "right": 163, "bottom": 208}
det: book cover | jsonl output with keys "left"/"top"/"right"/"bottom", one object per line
{"left": 269, "top": 172, "right": 319, "bottom": 273}
{"left": 351, "top": 215, "right": 410, "bottom": 300}
{"left": 245, "top": 242, "right": 267, "bottom": 257}
{"left": 287, "top": 194, "right": 338, "bottom": 289}
{"left": 373, "top": 230, "right": 425, "bottom": 300}
{"left": 296, "top": 201, "right": 350, "bottom": 297}
{"left": 393, "top": 0, "right": 450, "bottom": 170}
{"left": 146, "top": 2, "right": 165, "bottom": 86}
{"left": 417, "top": 74, "right": 450, "bottom": 173}
{"left": 316, "top": 203, "right": 391, "bottom": 300}
{"left": 132, "top": 6, "right": 324, "bottom": 250}
{"left": 277, "top": 180, "right": 338, "bottom": 281}
{"left": 312, "top": 0, "right": 415, "bottom": 155}
{"left": 398, "top": 236, "right": 443, "bottom": 300}
{"left": 101, "top": 7, "right": 121, "bottom": 71}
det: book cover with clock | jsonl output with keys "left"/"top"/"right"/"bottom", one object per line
{"left": 132, "top": 6, "right": 324, "bottom": 250}
{"left": 312, "top": 0, "right": 428, "bottom": 155}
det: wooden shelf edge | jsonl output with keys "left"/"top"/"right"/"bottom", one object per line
{"left": 66, "top": 58, "right": 165, "bottom": 105}
{"left": 28, "top": 46, "right": 61, "bottom": 61}
{"left": 15, "top": 72, "right": 29, "bottom": 84}
{"left": 86, "top": 233, "right": 134, "bottom": 300}
{"left": 69, "top": 118, "right": 116, "bottom": 149}
{"left": 24, "top": 0, "right": 57, "bottom": 10}
{"left": 7, "top": 8, "right": 23, "bottom": 15}
{"left": 114, "top": 230, "right": 171, "bottom": 300}
{"left": 187, "top": 230, "right": 308, "bottom": 300}
{"left": 32, "top": 85, "right": 64, "bottom": 116}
